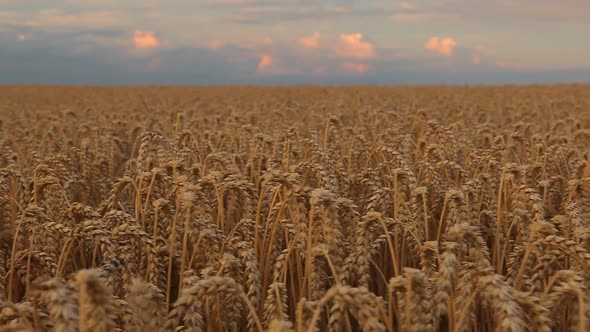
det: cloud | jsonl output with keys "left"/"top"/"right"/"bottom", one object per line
{"left": 425, "top": 37, "right": 457, "bottom": 56}
{"left": 298, "top": 32, "right": 321, "bottom": 48}
{"left": 341, "top": 62, "right": 369, "bottom": 74}
{"left": 133, "top": 30, "right": 160, "bottom": 49}
{"left": 335, "top": 33, "right": 375, "bottom": 59}
{"left": 297, "top": 32, "right": 376, "bottom": 60}
{"left": 244, "top": 32, "right": 378, "bottom": 76}
{"left": 257, "top": 54, "right": 272, "bottom": 71}
{"left": 252, "top": 51, "right": 299, "bottom": 75}
{"left": 213, "top": 32, "right": 537, "bottom": 78}
{"left": 206, "top": 39, "right": 225, "bottom": 49}
{"left": 17, "top": 33, "right": 31, "bottom": 41}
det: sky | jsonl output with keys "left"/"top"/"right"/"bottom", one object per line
{"left": 0, "top": 0, "right": 589, "bottom": 85}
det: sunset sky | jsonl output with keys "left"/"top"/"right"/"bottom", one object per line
{"left": 1, "top": 0, "right": 589, "bottom": 84}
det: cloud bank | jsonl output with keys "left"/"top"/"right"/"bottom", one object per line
{"left": 0, "top": 0, "right": 588, "bottom": 84}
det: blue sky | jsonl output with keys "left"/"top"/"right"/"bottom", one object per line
{"left": 1, "top": 0, "right": 589, "bottom": 84}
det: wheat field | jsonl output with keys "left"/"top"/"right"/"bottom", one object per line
{"left": 0, "top": 85, "right": 589, "bottom": 331}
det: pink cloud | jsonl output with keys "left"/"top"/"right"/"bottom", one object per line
{"left": 226, "top": 32, "right": 379, "bottom": 76}
{"left": 341, "top": 62, "right": 369, "bottom": 74}
{"left": 298, "top": 32, "right": 321, "bottom": 48}
{"left": 335, "top": 33, "right": 375, "bottom": 59}
{"left": 207, "top": 39, "right": 225, "bottom": 49}
{"left": 257, "top": 54, "right": 272, "bottom": 71}
{"left": 472, "top": 55, "right": 481, "bottom": 64}
{"left": 18, "top": 34, "right": 31, "bottom": 41}
{"left": 254, "top": 54, "right": 297, "bottom": 75}
{"left": 425, "top": 37, "right": 457, "bottom": 56}
{"left": 133, "top": 30, "right": 160, "bottom": 49}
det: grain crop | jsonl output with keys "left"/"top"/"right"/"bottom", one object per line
{"left": 0, "top": 84, "right": 589, "bottom": 331}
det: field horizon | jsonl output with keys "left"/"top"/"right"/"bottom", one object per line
{"left": 2, "top": 83, "right": 589, "bottom": 88}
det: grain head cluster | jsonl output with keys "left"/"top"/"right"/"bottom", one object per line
{"left": 0, "top": 85, "right": 589, "bottom": 331}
